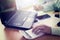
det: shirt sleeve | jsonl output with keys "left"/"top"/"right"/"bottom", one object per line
{"left": 51, "top": 27, "right": 60, "bottom": 35}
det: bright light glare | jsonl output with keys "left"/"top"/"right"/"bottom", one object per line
{"left": 15, "top": 0, "right": 39, "bottom": 10}
{"left": 15, "top": 0, "right": 21, "bottom": 10}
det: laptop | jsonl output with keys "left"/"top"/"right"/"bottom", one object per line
{"left": 1, "top": 10, "right": 37, "bottom": 30}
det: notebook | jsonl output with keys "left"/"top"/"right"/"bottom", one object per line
{"left": 1, "top": 10, "right": 37, "bottom": 30}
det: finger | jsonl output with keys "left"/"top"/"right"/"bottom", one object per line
{"left": 32, "top": 25, "right": 44, "bottom": 33}
{"left": 32, "top": 26, "right": 43, "bottom": 34}
{"left": 35, "top": 30, "right": 43, "bottom": 35}
{"left": 33, "top": 27, "right": 44, "bottom": 35}
{"left": 32, "top": 25, "right": 42, "bottom": 32}
{"left": 32, "top": 25, "right": 46, "bottom": 34}
{"left": 32, "top": 26, "right": 39, "bottom": 32}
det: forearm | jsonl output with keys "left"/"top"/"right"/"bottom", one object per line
{"left": 4, "top": 28, "right": 21, "bottom": 40}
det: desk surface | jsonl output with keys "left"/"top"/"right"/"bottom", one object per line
{"left": 0, "top": 12, "right": 60, "bottom": 40}
{"left": 0, "top": 7, "right": 60, "bottom": 40}
{"left": 19, "top": 11, "right": 60, "bottom": 40}
{"left": 20, "top": 11, "right": 60, "bottom": 40}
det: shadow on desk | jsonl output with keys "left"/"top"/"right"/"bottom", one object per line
{"left": 20, "top": 35, "right": 60, "bottom": 40}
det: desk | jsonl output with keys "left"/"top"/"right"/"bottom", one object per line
{"left": 4, "top": 12, "right": 60, "bottom": 40}
{"left": 19, "top": 12, "right": 60, "bottom": 40}
{"left": 0, "top": 6, "right": 60, "bottom": 40}
{"left": 3, "top": 14, "right": 60, "bottom": 40}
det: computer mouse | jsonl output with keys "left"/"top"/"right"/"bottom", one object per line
{"left": 57, "top": 22, "right": 60, "bottom": 27}
{"left": 55, "top": 14, "right": 59, "bottom": 18}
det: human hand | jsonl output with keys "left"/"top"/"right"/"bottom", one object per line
{"left": 32, "top": 25, "right": 51, "bottom": 35}
{"left": 34, "top": 5, "right": 43, "bottom": 11}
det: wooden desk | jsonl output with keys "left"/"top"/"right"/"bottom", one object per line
{"left": 20, "top": 12, "right": 60, "bottom": 40}
{"left": 4, "top": 12, "right": 60, "bottom": 40}
{"left": 1, "top": 6, "right": 59, "bottom": 40}
{"left": 20, "top": 35, "right": 60, "bottom": 40}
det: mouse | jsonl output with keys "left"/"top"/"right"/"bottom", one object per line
{"left": 55, "top": 14, "right": 59, "bottom": 18}
{"left": 57, "top": 22, "right": 60, "bottom": 27}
